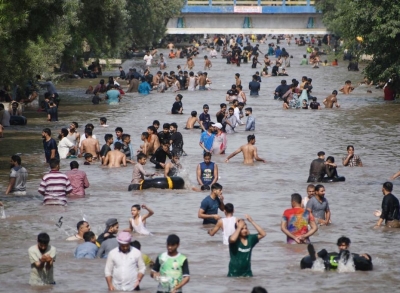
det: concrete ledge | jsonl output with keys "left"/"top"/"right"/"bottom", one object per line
{"left": 167, "top": 27, "right": 328, "bottom": 34}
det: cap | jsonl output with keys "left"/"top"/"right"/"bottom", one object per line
{"left": 105, "top": 218, "right": 118, "bottom": 229}
{"left": 117, "top": 232, "right": 132, "bottom": 244}
{"left": 213, "top": 123, "right": 223, "bottom": 129}
{"left": 203, "top": 104, "right": 209, "bottom": 109}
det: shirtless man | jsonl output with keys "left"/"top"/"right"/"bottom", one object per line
{"left": 323, "top": 90, "right": 340, "bottom": 108}
{"left": 103, "top": 142, "right": 127, "bottom": 167}
{"left": 225, "top": 134, "right": 266, "bottom": 164}
{"left": 198, "top": 73, "right": 207, "bottom": 91}
{"left": 184, "top": 57, "right": 194, "bottom": 70}
{"left": 185, "top": 111, "right": 200, "bottom": 129}
{"left": 340, "top": 80, "right": 355, "bottom": 94}
{"left": 67, "top": 122, "right": 80, "bottom": 147}
{"left": 152, "top": 71, "right": 162, "bottom": 89}
{"left": 79, "top": 128, "right": 100, "bottom": 159}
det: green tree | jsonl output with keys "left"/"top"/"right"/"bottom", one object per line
{"left": 316, "top": 0, "right": 400, "bottom": 92}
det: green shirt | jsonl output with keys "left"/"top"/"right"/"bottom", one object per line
{"left": 153, "top": 252, "right": 189, "bottom": 292}
{"left": 228, "top": 234, "right": 259, "bottom": 277}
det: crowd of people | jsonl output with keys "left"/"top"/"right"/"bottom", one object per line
{"left": 1, "top": 33, "right": 399, "bottom": 293}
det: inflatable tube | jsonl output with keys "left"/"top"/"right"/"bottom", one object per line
{"left": 10, "top": 115, "right": 27, "bottom": 125}
{"left": 128, "top": 176, "right": 185, "bottom": 191}
{"left": 321, "top": 176, "right": 345, "bottom": 183}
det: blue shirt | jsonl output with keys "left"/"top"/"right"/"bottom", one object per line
{"left": 245, "top": 116, "right": 255, "bottom": 131}
{"left": 106, "top": 89, "right": 120, "bottom": 104}
{"left": 138, "top": 81, "right": 151, "bottom": 95}
{"left": 200, "top": 195, "right": 221, "bottom": 225}
{"left": 249, "top": 81, "right": 260, "bottom": 96}
{"left": 199, "top": 131, "right": 215, "bottom": 153}
{"left": 74, "top": 242, "right": 98, "bottom": 259}
{"left": 200, "top": 161, "right": 215, "bottom": 185}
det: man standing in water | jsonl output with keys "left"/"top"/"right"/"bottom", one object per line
{"left": 79, "top": 128, "right": 100, "bottom": 160}
{"left": 323, "top": 90, "right": 340, "bottom": 108}
{"left": 302, "top": 184, "right": 315, "bottom": 208}
{"left": 42, "top": 128, "right": 59, "bottom": 164}
{"left": 225, "top": 134, "right": 266, "bottom": 164}
{"left": 198, "top": 183, "right": 225, "bottom": 225}
{"left": 105, "top": 231, "right": 145, "bottom": 291}
{"left": 208, "top": 203, "right": 237, "bottom": 245}
{"left": 374, "top": 182, "right": 400, "bottom": 228}
{"left": 65, "top": 161, "right": 90, "bottom": 197}
{"left": 307, "top": 151, "right": 328, "bottom": 182}
{"left": 5, "top": 155, "right": 28, "bottom": 195}
{"left": 228, "top": 215, "right": 266, "bottom": 277}
{"left": 281, "top": 193, "right": 318, "bottom": 244}
{"left": 342, "top": 145, "right": 363, "bottom": 167}
{"left": 29, "top": 233, "right": 56, "bottom": 285}
{"left": 306, "top": 184, "right": 330, "bottom": 226}
{"left": 102, "top": 142, "right": 127, "bottom": 167}
{"left": 196, "top": 152, "right": 219, "bottom": 190}
{"left": 38, "top": 159, "right": 72, "bottom": 205}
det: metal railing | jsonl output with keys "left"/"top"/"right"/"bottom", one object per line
{"left": 186, "top": 0, "right": 315, "bottom": 5}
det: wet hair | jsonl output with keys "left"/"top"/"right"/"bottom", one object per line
{"left": 291, "top": 193, "right": 302, "bottom": 204}
{"left": 231, "top": 84, "right": 237, "bottom": 89}
{"left": 307, "top": 78, "right": 312, "bottom": 83}
{"left": 171, "top": 151, "right": 179, "bottom": 158}
{"left": 189, "top": 71, "right": 194, "bottom": 76}
{"left": 345, "top": 80, "right": 351, "bottom": 84}
{"left": 312, "top": 97, "right": 317, "bottom": 102}
{"left": 114, "top": 142, "right": 122, "bottom": 150}
{"left": 61, "top": 128, "right": 69, "bottom": 138}
{"left": 317, "top": 151, "right": 325, "bottom": 156}
{"left": 204, "top": 55, "right": 208, "bottom": 59}
{"left": 191, "top": 111, "right": 197, "bottom": 117}
{"left": 303, "top": 54, "right": 306, "bottom": 58}
{"left": 235, "top": 73, "right": 240, "bottom": 77}
{"left": 104, "top": 134, "right": 113, "bottom": 142}
{"left": 131, "top": 204, "right": 141, "bottom": 210}
{"left": 252, "top": 74, "right": 257, "bottom": 80}
{"left": 77, "top": 220, "right": 86, "bottom": 230}
{"left": 100, "top": 79, "right": 105, "bottom": 85}
{"left": 211, "top": 183, "right": 223, "bottom": 191}
{"left": 131, "top": 240, "right": 141, "bottom": 250}
{"left": 37, "top": 233, "right": 50, "bottom": 245}
{"left": 314, "top": 184, "right": 325, "bottom": 192}
{"left": 203, "top": 152, "right": 212, "bottom": 158}
{"left": 153, "top": 120, "right": 160, "bottom": 127}
{"left": 146, "top": 126, "right": 155, "bottom": 134}
{"left": 100, "top": 117, "right": 107, "bottom": 123}
{"left": 141, "top": 132, "right": 149, "bottom": 139}
{"left": 383, "top": 181, "right": 393, "bottom": 192}
{"left": 115, "top": 127, "right": 123, "bottom": 132}
{"left": 224, "top": 203, "right": 234, "bottom": 213}
{"left": 281, "top": 80, "right": 287, "bottom": 85}
{"left": 85, "top": 123, "right": 94, "bottom": 130}
{"left": 228, "top": 107, "right": 234, "bottom": 112}
{"left": 70, "top": 160, "right": 79, "bottom": 169}
{"left": 220, "top": 103, "right": 227, "bottom": 109}
{"left": 326, "top": 156, "right": 335, "bottom": 163}
{"left": 337, "top": 236, "right": 351, "bottom": 246}
{"left": 49, "top": 158, "right": 60, "bottom": 169}
{"left": 307, "top": 184, "right": 315, "bottom": 190}
{"left": 346, "top": 145, "right": 354, "bottom": 151}
{"left": 247, "top": 134, "right": 255, "bottom": 142}
{"left": 83, "top": 231, "right": 95, "bottom": 242}
{"left": 43, "top": 128, "right": 51, "bottom": 136}
{"left": 71, "top": 122, "right": 78, "bottom": 128}
{"left": 251, "top": 287, "right": 268, "bottom": 293}
{"left": 237, "top": 85, "right": 243, "bottom": 90}
{"left": 245, "top": 107, "right": 253, "bottom": 113}
{"left": 238, "top": 102, "right": 244, "bottom": 107}
{"left": 11, "top": 155, "right": 21, "bottom": 165}
{"left": 302, "top": 76, "right": 307, "bottom": 80}
{"left": 163, "top": 123, "right": 170, "bottom": 129}
{"left": 121, "top": 134, "right": 130, "bottom": 141}
{"left": 176, "top": 94, "right": 183, "bottom": 100}
{"left": 332, "top": 90, "right": 338, "bottom": 95}
{"left": 137, "top": 152, "right": 147, "bottom": 161}
{"left": 84, "top": 128, "right": 92, "bottom": 136}
{"left": 84, "top": 153, "right": 93, "bottom": 159}
{"left": 167, "top": 234, "right": 180, "bottom": 245}
{"left": 170, "top": 122, "right": 178, "bottom": 129}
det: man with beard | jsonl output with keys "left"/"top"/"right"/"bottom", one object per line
{"left": 306, "top": 184, "right": 331, "bottom": 226}
{"left": 28, "top": 233, "right": 56, "bottom": 285}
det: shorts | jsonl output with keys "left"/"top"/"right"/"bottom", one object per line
{"left": 199, "top": 86, "right": 206, "bottom": 90}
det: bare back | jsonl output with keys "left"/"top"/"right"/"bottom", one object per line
{"left": 104, "top": 150, "right": 126, "bottom": 167}
{"left": 241, "top": 144, "right": 258, "bottom": 164}
{"left": 81, "top": 137, "right": 99, "bottom": 158}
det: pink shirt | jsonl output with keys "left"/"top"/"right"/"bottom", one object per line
{"left": 66, "top": 169, "right": 90, "bottom": 196}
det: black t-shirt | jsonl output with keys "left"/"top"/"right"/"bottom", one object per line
{"left": 199, "top": 113, "right": 211, "bottom": 130}
{"left": 178, "top": 75, "right": 187, "bottom": 89}
{"left": 244, "top": 45, "right": 252, "bottom": 52}
{"left": 158, "top": 131, "right": 171, "bottom": 144}
{"left": 171, "top": 101, "right": 182, "bottom": 114}
{"left": 100, "top": 144, "right": 111, "bottom": 158}
{"left": 272, "top": 65, "right": 279, "bottom": 76}
{"left": 310, "top": 101, "right": 320, "bottom": 109}
{"left": 150, "top": 147, "right": 172, "bottom": 169}
{"left": 227, "top": 89, "right": 239, "bottom": 96}
{"left": 170, "top": 132, "right": 183, "bottom": 150}
{"left": 381, "top": 193, "right": 400, "bottom": 222}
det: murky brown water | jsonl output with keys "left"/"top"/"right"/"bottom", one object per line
{"left": 1, "top": 41, "right": 400, "bottom": 293}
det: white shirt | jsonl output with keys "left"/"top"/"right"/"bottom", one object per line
{"left": 105, "top": 247, "right": 145, "bottom": 291}
{"left": 222, "top": 216, "right": 237, "bottom": 245}
{"left": 143, "top": 55, "right": 153, "bottom": 66}
{"left": 58, "top": 137, "right": 74, "bottom": 159}
{"left": 233, "top": 107, "right": 243, "bottom": 125}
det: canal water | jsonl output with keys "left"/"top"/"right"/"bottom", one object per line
{"left": 1, "top": 39, "right": 400, "bottom": 293}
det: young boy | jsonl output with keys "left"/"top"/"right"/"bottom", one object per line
{"left": 100, "top": 134, "right": 113, "bottom": 164}
{"left": 124, "top": 204, "right": 154, "bottom": 235}
{"left": 121, "top": 134, "right": 135, "bottom": 164}
{"left": 151, "top": 234, "right": 190, "bottom": 293}
{"left": 131, "top": 240, "right": 154, "bottom": 267}
{"left": 130, "top": 152, "right": 157, "bottom": 190}
{"left": 340, "top": 80, "right": 355, "bottom": 94}
{"left": 185, "top": 111, "right": 200, "bottom": 129}
{"left": 74, "top": 231, "right": 98, "bottom": 259}
{"left": 208, "top": 203, "right": 237, "bottom": 245}
{"left": 171, "top": 94, "right": 183, "bottom": 114}
{"left": 84, "top": 153, "right": 93, "bottom": 165}
{"left": 138, "top": 132, "right": 150, "bottom": 157}
{"left": 100, "top": 117, "right": 108, "bottom": 127}
{"left": 228, "top": 215, "right": 266, "bottom": 277}
{"left": 204, "top": 55, "right": 212, "bottom": 70}
{"left": 147, "top": 126, "right": 160, "bottom": 155}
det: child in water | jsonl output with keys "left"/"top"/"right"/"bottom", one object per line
{"left": 185, "top": 111, "right": 200, "bottom": 129}
{"left": 124, "top": 204, "right": 154, "bottom": 235}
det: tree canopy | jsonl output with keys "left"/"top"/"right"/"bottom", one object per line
{"left": 0, "top": 0, "right": 185, "bottom": 86}
{"left": 316, "top": 0, "right": 400, "bottom": 91}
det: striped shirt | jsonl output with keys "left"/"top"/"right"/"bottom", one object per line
{"left": 38, "top": 170, "right": 72, "bottom": 204}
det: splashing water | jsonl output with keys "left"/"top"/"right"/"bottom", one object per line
{"left": 0, "top": 206, "right": 6, "bottom": 219}
{"left": 311, "top": 258, "right": 325, "bottom": 272}
{"left": 337, "top": 255, "right": 356, "bottom": 273}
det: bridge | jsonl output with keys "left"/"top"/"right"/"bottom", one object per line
{"left": 167, "top": 0, "right": 328, "bottom": 35}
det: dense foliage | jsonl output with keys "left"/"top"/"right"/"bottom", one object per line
{"left": 316, "top": 0, "right": 400, "bottom": 90}
{"left": 0, "top": 0, "right": 184, "bottom": 86}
